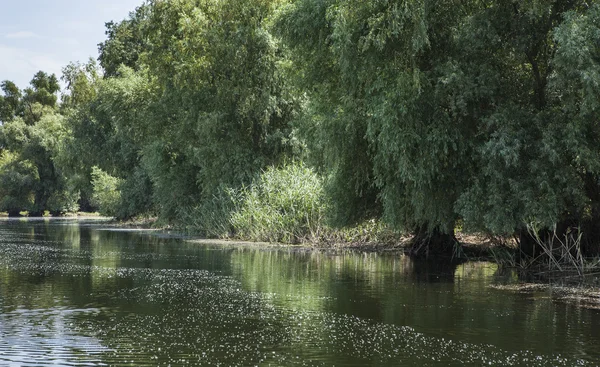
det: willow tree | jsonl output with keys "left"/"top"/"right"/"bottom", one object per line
{"left": 276, "top": 0, "right": 482, "bottom": 255}
{"left": 139, "top": 0, "right": 298, "bottom": 220}
{"left": 0, "top": 72, "right": 76, "bottom": 215}
{"left": 277, "top": 0, "right": 600, "bottom": 257}
{"left": 452, "top": 1, "right": 600, "bottom": 256}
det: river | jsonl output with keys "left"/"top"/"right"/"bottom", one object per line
{"left": 0, "top": 218, "right": 598, "bottom": 366}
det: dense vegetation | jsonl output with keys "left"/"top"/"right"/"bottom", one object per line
{"left": 1, "top": 0, "right": 600, "bottom": 262}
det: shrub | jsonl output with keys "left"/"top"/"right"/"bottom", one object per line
{"left": 118, "top": 166, "right": 155, "bottom": 219}
{"left": 46, "top": 189, "right": 80, "bottom": 215}
{"left": 231, "top": 163, "right": 327, "bottom": 243}
{"left": 0, "top": 151, "right": 38, "bottom": 215}
{"left": 179, "top": 185, "right": 242, "bottom": 238}
{"left": 90, "top": 166, "right": 122, "bottom": 217}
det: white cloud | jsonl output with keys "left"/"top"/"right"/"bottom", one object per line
{"left": 59, "top": 20, "right": 94, "bottom": 33}
{"left": 52, "top": 37, "right": 80, "bottom": 47}
{"left": 5, "top": 31, "right": 39, "bottom": 39}
{"left": 0, "top": 45, "right": 64, "bottom": 89}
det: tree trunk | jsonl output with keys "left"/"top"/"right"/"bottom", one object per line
{"left": 7, "top": 210, "right": 22, "bottom": 217}
{"left": 518, "top": 220, "right": 582, "bottom": 264}
{"left": 582, "top": 173, "right": 600, "bottom": 256}
{"left": 410, "top": 225, "right": 459, "bottom": 259}
{"left": 517, "top": 227, "right": 540, "bottom": 261}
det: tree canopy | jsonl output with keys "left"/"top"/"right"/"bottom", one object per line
{"left": 2, "top": 0, "right": 600, "bottom": 258}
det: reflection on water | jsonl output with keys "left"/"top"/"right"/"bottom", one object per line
{"left": 0, "top": 219, "right": 598, "bottom": 366}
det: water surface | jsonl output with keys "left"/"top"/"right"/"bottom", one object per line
{"left": 0, "top": 219, "right": 598, "bottom": 366}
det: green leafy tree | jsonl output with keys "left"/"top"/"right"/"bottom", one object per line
{"left": 61, "top": 59, "right": 101, "bottom": 110}
{"left": 98, "top": 4, "right": 151, "bottom": 77}
{"left": 274, "top": 0, "right": 382, "bottom": 227}
{"left": 0, "top": 72, "right": 76, "bottom": 215}
{"left": 0, "top": 81, "right": 22, "bottom": 123}
{"left": 275, "top": 0, "right": 479, "bottom": 254}
{"left": 277, "top": 0, "right": 600, "bottom": 257}
{"left": 63, "top": 66, "right": 156, "bottom": 217}
{"left": 90, "top": 166, "right": 122, "bottom": 217}
{"left": 0, "top": 151, "right": 38, "bottom": 216}
{"left": 446, "top": 1, "right": 600, "bottom": 256}
{"left": 139, "top": 0, "right": 298, "bottom": 220}
{"left": 21, "top": 71, "right": 60, "bottom": 125}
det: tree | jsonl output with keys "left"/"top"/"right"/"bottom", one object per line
{"left": 63, "top": 66, "right": 156, "bottom": 218}
{"left": 276, "top": 0, "right": 600, "bottom": 257}
{"left": 139, "top": 0, "right": 298, "bottom": 220}
{"left": 0, "top": 72, "right": 76, "bottom": 216}
{"left": 0, "top": 150, "right": 38, "bottom": 216}
{"left": 61, "top": 59, "right": 101, "bottom": 110}
{"left": 448, "top": 1, "right": 600, "bottom": 256}
{"left": 98, "top": 4, "right": 151, "bottom": 77}
{"left": 275, "top": 0, "right": 480, "bottom": 255}
{"left": 0, "top": 81, "right": 22, "bottom": 123}
{"left": 273, "top": 0, "right": 383, "bottom": 227}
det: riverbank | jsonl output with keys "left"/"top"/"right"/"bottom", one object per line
{"left": 108, "top": 216, "right": 494, "bottom": 256}
{"left": 4, "top": 215, "right": 600, "bottom": 309}
{"left": 10, "top": 215, "right": 599, "bottom": 285}
{"left": 97, "top": 216, "right": 524, "bottom": 260}
{"left": 490, "top": 283, "right": 600, "bottom": 310}
{"left": 105, "top": 217, "right": 600, "bottom": 298}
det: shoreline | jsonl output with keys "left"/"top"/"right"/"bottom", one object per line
{"left": 3, "top": 216, "right": 600, "bottom": 308}
{"left": 0, "top": 215, "right": 524, "bottom": 259}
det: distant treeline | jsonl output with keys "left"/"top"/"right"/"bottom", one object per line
{"left": 1, "top": 0, "right": 600, "bottom": 258}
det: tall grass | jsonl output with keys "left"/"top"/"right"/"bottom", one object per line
{"left": 178, "top": 162, "right": 405, "bottom": 247}
{"left": 179, "top": 186, "right": 242, "bottom": 238}
{"left": 231, "top": 163, "right": 327, "bottom": 243}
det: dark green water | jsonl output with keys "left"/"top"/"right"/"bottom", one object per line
{"left": 0, "top": 219, "right": 598, "bottom": 366}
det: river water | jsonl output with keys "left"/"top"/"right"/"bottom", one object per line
{"left": 0, "top": 218, "right": 598, "bottom": 366}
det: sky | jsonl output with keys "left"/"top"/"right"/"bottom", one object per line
{"left": 0, "top": 0, "right": 144, "bottom": 90}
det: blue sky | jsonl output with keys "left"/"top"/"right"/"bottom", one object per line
{"left": 0, "top": 0, "right": 143, "bottom": 90}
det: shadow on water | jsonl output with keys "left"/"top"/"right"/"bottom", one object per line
{"left": 0, "top": 219, "right": 599, "bottom": 366}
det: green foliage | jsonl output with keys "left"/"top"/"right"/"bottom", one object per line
{"left": 275, "top": 0, "right": 471, "bottom": 235}
{"left": 98, "top": 4, "right": 151, "bottom": 77}
{"left": 0, "top": 81, "right": 21, "bottom": 123}
{"left": 179, "top": 186, "right": 241, "bottom": 238}
{"left": 140, "top": 140, "right": 201, "bottom": 221}
{"left": 61, "top": 59, "right": 101, "bottom": 110}
{"left": 90, "top": 166, "right": 122, "bottom": 217}
{"left": 143, "top": 0, "right": 297, "bottom": 200}
{"left": 231, "top": 163, "right": 327, "bottom": 243}
{"left": 275, "top": 0, "right": 600, "bottom": 255}
{"left": 274, "top": 0, "right": 382, "bottom": 226}
{"left": 21, "top": 71, "right": 61, "bottom": 125}
{"left": 117, "top": 166, "right": 154, "bottom": 219}
{"left": 0, "top": 107, "right": 73, "bottom": 215}
{"left": 4, "top": 0, "right": 600, "bottom": 257}
{"left": 46, "top": 188, "right": 80, "bottom": 215}
{"left": 0, "top": 151, "right": 38, "bottom": 214}
{"left": 451, "top": 1, "right": 600, "bottom": 237}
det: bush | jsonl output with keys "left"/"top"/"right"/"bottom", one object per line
{"left": 90, "top": 166, "right": 122, "bottom": 217}
{"left": 46, "top": 189, "right": 80, "bottom": 215}
{"left": 0, "top": 151, "right": 38, "bottom": 215}
{"left": 231, "top": 163, "right": 327, "bottom": 243}
{"left": 179, "top": 185, "right": 242, "bottom": 238}
{"left": 118, "top": 166, "right": 154, "bottom": 219}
